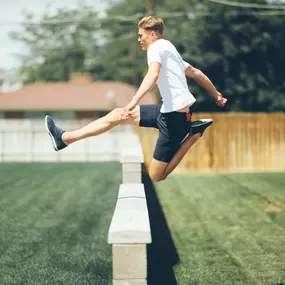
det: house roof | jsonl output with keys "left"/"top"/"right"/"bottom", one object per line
{"left": 0, "top": 81, "right": 157, "bottom": 111}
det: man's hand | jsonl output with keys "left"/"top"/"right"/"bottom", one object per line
{"left": 120, "top": 99, "right": 137, "bottom": 119}
{"left": 216, "top": 92, "right": 227, "bottom": 107}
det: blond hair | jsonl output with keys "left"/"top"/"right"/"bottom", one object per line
{"left": 138, "top": 16, "right": 164, "bottom": 35}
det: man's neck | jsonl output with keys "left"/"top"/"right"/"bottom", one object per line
{"left": 151, "top": 37, "right": 163, "bottom": 44}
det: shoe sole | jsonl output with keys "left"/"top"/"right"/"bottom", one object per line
{"left": 201, "top": 119, "right": 213, "bottom": 123}
{"left": 202, "top": 119, "right": 213, "bottom": 127}
{"left": 191, "top": 119, "right": 213, "bottom": 127}
{"left": 45, "top": 115, "right": 59, "bottom": 151}
{"left": 199, "top": 119, "right": 213, "bottom": 130}
{"left": 191, "top": 119, "right": 213, "bottom": 136}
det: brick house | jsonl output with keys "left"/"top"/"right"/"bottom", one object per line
{"left": 0, "top": 74, "right": 156, "bottom": 120}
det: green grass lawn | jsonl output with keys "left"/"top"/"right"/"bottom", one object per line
{"left": 0, "top": 164, "right": 284, "bottom": 285}
{"left": 0, "top": 163, "right": 121, "bottom": 285}
{"left": 156, "top": 173, "right": 285, "bottom": 285}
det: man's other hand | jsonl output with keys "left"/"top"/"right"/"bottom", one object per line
{"left": 216, "top": 92, "right": 227, "bottom": 107}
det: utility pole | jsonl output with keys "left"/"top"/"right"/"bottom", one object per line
{"left": 146, "top": 0, "right": 153, "bottom": 15}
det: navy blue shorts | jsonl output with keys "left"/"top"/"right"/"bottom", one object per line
{"left": 139, "top": 104, "right": 192, "bottom": 163}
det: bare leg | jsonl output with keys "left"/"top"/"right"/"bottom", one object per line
{"left": 164, "top": 133, "right": 200, "bottom": 177}
{"left": 57, "top": 105, "right": 201, "bottom": 181}
{"left": 149, "top": 133, "right": 200, "bottom": 182}
{"left": 62, "top": 107, "right": 140, "bottom": 145}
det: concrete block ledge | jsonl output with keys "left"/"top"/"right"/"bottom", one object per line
{"left": 113, "top": 244, "right": 146, "bottom": 279}
{"left": 117, "top": 184, "right": 145, "bottom": 199}
{"left": 120, "top": 148, "right": 144, "bottom": 163}
{"left": 108, "top": 184, "right": 151, "bottom": 244}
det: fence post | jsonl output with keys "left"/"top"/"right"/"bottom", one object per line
{"left": 108, "top": 134, "right": 151, "bottom": 285}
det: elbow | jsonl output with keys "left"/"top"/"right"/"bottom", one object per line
{"left": 185, "top": 65, "right": 202, "bottom": 79}
{"left": 190, "top": 68, "right": 202, "bottom": 79}
{"left": 151, "top": 72, "right": 159, "bottom": 81}
{"left": 147, "top": 70, "right": 159, "bottom": 81}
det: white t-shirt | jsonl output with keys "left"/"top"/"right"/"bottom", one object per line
{"left": 147, "top": 38, "right": 196, "bottom": 113}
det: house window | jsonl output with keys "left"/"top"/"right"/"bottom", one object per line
{"left": 25, "top": 112, "right": 46, "bottom": 119}
{"left": 75, "top": 111, "right": 98, "bottom": 119}
{"left": 24, "top": 111, "right": 76, "bottom": 120}
{"left": 48, "top": 111, "right": 76, "bottom": 120}
{"left": 4, "top": 111, "right": 25, "bottom": 119}
{"left": 96, "top": 111, "right": 108, "bottom": 118}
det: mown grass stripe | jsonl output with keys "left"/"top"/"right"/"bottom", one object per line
{"left": 156, "top": 173, "right": 285, "bottom": 285}
{"left": 0, "top": 162, "right": 120, "bottom": 285}
{"left": 175, "top": 176, "right": 255, "bottom": 285}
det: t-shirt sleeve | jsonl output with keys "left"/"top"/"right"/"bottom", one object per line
{"left": 182, "top": 60, "right": 190, "bottom": 70}
{"left": 147, "top": 45, "right": 162, "bottom": 65}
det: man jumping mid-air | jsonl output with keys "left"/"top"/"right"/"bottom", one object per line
{"left": 45, "top": 16, "right": 227, "bottom": 182}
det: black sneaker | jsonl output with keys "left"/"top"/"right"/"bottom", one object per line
{"left": 45, "top": 115, "right": 67, "bottom": 151}
{"left": 191, "top": 119, "right": 213, "bottom": 137}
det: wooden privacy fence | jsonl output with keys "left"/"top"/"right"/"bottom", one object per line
{"left": 108, "top": 134, "right": 152, "bottom": 285}
{"left": 135, "top": 113, "right": 285, "bottom": 173}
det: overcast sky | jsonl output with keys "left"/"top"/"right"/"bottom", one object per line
{"left": 0, "top": 0, "right": 107, "bottom": 70}
{"left": 1, "top": 0, "right": 285, "bottom": 70}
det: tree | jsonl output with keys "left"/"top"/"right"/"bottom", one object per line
{"left": 91, "top": 0, "right": 201, "bottom": 86}
{"left": 89, "top": 0, "right": 147, "bottom": 86}
{"left": 177, "top": 0, "right": 285, "bottom": 112}
{"left": 10, "top": 5, "right": 100, "bottom": 84}
{"left": 12, "top": 0, "right": 285, "bottom": 111}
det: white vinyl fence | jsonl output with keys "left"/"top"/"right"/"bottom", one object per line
{"left": 0, "top": 119, "right": 135, "bottom": 162}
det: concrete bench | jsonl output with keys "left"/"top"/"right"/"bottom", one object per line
{"left": 108, "top": 134, "right": 152, "bottom": 285}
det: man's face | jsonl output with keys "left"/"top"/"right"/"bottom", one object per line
{"left": 138, "top": 28, "right": 154, "bottom": 51}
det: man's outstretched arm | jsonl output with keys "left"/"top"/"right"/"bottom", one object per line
{"left": 184, "top": 64, "right": 227, "bottom": 107}
{"left": 123, "top": 62, "right": 161, "bottom": 113}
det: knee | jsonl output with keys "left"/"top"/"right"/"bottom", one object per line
{"left": 149, "top": 171, "right": 166, "bottom": 182}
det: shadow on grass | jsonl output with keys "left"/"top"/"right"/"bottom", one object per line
{"left": 142, "top": 165, "right": 180, "bottom": 285}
